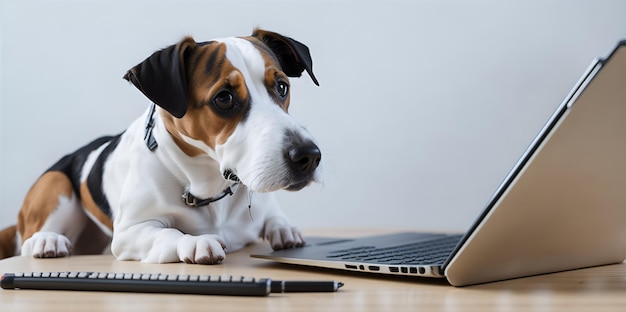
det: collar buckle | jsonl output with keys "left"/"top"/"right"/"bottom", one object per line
{"left": 181, "top": 191, "right": 199, "bottom": 207}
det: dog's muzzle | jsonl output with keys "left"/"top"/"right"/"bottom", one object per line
{"left": 223, "top": 134, "right": 321, "bottom": 192}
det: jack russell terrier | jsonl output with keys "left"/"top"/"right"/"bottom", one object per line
{"left": 0, "top": 29, "right": 321, "bottom": 264}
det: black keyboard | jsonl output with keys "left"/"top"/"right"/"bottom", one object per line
{"left": 1, "top": 272, "right": 271, "bottom": 296}
{"left": 326, "top": 234, "right": 462, "bottom": 265}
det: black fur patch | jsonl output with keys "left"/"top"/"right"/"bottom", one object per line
{"left": 47, "top": 133, "right": 123, "bottom": 218}
{"left": 86, "top": 134, "right": 123, "bottom": 218}
{"left": 48, "top": 136, "right": 116, "bottom": 194}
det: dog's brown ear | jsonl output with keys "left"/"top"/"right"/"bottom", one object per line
{"left": 123, "top": 37, "right": 196, "bottom": 118}
{"left": 252, "top": 29, "right": 319, "bottom": 86}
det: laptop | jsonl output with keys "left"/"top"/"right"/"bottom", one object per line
{"left": 252, "top": 40, "right": 626, "bottom": 286}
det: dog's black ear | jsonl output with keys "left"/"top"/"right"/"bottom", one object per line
{"left": 252, "top": 29, "right": 319, "bottom": 86}
{"left": 123, "top": 37, "right": 196, "bottom": 118}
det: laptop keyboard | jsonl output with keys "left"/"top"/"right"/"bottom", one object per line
{"left": 326, "top": 234, "right": 462, "bottom": 265}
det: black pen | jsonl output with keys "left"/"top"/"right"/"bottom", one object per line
{"left": 270, "top": 280, "right": 344, "bottom": 293}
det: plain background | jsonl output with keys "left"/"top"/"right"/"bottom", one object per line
{"left": 1, "top": 0, "right": 626, "bottom": 234}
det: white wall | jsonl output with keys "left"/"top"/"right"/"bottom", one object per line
{"left": 1, "top": 0, "right": 625, "bottom": 233}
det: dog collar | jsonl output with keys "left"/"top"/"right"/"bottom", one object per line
{"left": 182, "top": 182, "right": 240, "bottom": 208}
{"left": 183, "top": 170, "right": 242, "bottom": 207}
{"left": 144, "top": 103, "right": 241, "bottom": 208}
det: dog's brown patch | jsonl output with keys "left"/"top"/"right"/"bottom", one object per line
{"left": 162, "top": 42, "right": 250, "bottom": 156}
{"left": 17, "top": 171, "right": 74, "bottom": 242}
{"left": 264, "top": 66, "right": 291, "bottom": 112}
{"left": 244, "top": 35, "right": 292, "bottom": 112}
{"left": 80, "top": 182, "right": 114, "bottom": 231}
{"left": 0, "top": 225, "right": 17, "bottom": 259}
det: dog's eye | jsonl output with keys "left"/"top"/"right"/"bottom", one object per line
{"left": 213, "top": 91, "right": 235, "bottom": 110}
{"left": 276, "top": 81, "right": 289, "bottom": 99}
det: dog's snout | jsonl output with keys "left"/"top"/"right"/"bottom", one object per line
{"left": 288, "top": 143, "right": 321, "bottom": 174}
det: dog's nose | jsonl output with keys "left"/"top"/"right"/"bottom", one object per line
{"left": 288, "top": 143, "right": 321, "bottom": 174}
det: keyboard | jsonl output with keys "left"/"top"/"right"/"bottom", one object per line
{"left": 326, "top": 234, "right": 462, "bottom": 265}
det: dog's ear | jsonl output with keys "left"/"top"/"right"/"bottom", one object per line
{"left": 123, "top": 37, "right": 197, "bottom": 118}
{"left": 252, "top": 29, "right": 319, "bottom": 86}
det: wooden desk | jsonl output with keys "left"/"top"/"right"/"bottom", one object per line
{"left": 1, "top": 229, "right": 625, "bottom": 311}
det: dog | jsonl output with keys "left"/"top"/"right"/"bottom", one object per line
{"left": 0, "top": 29, "right": 321, "bottom": 264}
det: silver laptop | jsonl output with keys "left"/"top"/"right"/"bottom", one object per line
{"left": 252, "top": 40, "right": 626, "bottom": 286}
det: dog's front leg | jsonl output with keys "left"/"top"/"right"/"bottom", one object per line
{"left": 263, "top": 216, "right": 305, "bottom": 250}
{"left": 111, "top": 220, "right": 226, "bottom": 264}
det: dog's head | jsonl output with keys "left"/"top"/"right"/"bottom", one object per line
{"left": 123, "top": 29, "right": 321, "bottom": 192}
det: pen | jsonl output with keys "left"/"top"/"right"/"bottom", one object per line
{"left": 270, "top": 280, "right": 344, "bottom": 293}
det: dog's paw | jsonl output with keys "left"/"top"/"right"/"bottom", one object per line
{"left": 265, "top": 226, "right": 305, "bottom": 250}
{"left": 177, "top": 234, "right": 227, "bottom": 264}
{"left": 21, "top": 231, "right": 72, "bottom": 258}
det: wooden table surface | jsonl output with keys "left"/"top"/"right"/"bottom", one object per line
{"left": 1, "top": 229, "right": 625, "bottom": 311}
